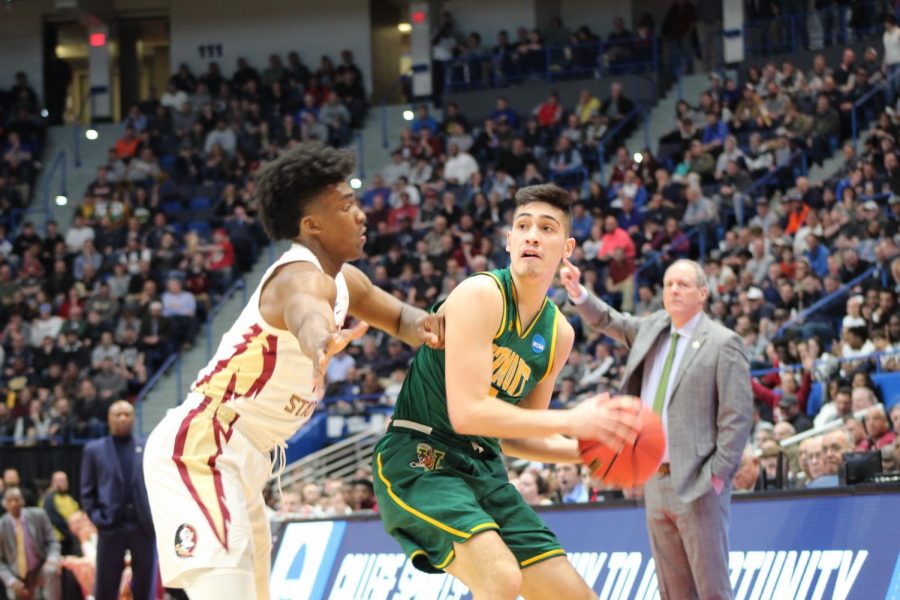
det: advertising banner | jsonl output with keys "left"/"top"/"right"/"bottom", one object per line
{"left": 271, "top": 491, "right": 900, "bottom": 600}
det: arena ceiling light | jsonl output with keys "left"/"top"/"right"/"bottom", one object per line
{"left": 397, "top": 23, "right": 412, "bottom": 33}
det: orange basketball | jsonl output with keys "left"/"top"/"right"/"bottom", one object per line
{"left": 578, "top": 400, "right": 666, "bottom": 488}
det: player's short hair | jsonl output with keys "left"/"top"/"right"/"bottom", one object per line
{"left": 255, "top": 142, "right": 356, "bottom": 241}
{"left": 513, "top": 184, "right": 572, "bottom": 232}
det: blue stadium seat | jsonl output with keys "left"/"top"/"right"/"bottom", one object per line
{"left": 189, "top": 197, "right": 212, "bottom": 217}
{"left": 188, "top": 220, "right": 211, "bottom": 238}
{"left": 806, "top": 382, "right": 824, "bottom": 417}
{"left": 161, "top": 200, "right": 182, "bottom": 218}
{"left": 872, "top": 372, "right": 900, "bottom": 408}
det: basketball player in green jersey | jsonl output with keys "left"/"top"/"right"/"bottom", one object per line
{"left": 373, "top": 184, "right": 641, "bottom": 599}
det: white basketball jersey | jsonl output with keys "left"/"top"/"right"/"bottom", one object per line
{"left": 187, "top": 243, "right": 349, "bottom": 452}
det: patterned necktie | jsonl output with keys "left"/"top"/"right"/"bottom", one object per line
{"left": 653, "top": 332, "right": 680, "bottom": 416}
{"left": 15, "top": 519, "right": 27, "bottom": 578}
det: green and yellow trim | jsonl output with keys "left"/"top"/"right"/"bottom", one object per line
{"left": 520, "top": 548, "right": 567, "bottom": 568}
{"left": 376, "top": 453, "right": 498, "bottom": 539}
{"left": 475, "top": 271, "right": 507, "bottom": 340}
{"left": 539, "top": 307, "right": 560, "bottom": 383}
{"left": 469, "top": 521, "right": 499, "bottom": 533}
{"left": 410, "top": 548, "right": 456, "bottom": 571}
{"left": 510, "top": 279, "right": 550, "bottom": 339}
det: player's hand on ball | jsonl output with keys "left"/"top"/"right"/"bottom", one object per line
{"left": 559, "top": 257, "right": 582, "bottom": 298}
{"left": 416, "top": 312, "right": 445, "bottom": 349}
{"left": 568, "top": 393, "right": 641, "bottom": 452}
{"left": 312, "top": 320, "right": 369, "bottom": 397}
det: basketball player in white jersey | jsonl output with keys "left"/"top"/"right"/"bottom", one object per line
{"left": 143, "top": 143, "right": 444, "bottom": 599}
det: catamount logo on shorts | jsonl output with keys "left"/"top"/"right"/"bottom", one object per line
{"left": 174, "top": 524, "right": 197, "bottom": 558}
{"left": 409, "top": 443, "right": 445, "bottom": 471}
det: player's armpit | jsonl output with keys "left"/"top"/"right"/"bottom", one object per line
{"left": 277, "top": 265, "right": 338, "bottom": 351}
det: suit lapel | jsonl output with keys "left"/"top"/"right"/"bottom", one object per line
{"left": 622, "top": 312, "right": 670, "bottom": 390}
{"left": 668, "top": 313, "right": 710, "bottom": 400}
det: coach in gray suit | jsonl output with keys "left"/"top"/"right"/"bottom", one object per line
{"left": 0, "top": 487, "right": 60, "bottom": 600}
{"left": 561, "top": 258, "right": 752, "bottom": 600}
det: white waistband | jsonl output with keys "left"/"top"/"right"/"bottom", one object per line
{"left": 391, "top": 419, "right": 433, "bottom": 435}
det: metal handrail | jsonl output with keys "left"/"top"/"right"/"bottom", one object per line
{"left": 204, "top": 277, "right": 247, "bottom": 360}
{"left": 777, "top": 251, "right": 900, "bottom": 336}
{"left": 73, "top": 85, "right": 109, "bottom": 168}
{"left": 277, "top": 427, "right": 382, "bottom": 487}
{"left": 135, "top": 272, "right": 252, "bottom": 435}
{"left": 37, "top": 150, "right": 66, "bottom": 231}
{"left": 850, "top": 66, "right": 900, "bottom": 151}
{"left": 444, "top": 36, "right": 659, "bottom": 93}
{"left": 750, "top": 347, "right": 900, "bottom": 379}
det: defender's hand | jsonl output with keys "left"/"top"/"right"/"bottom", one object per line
{"left": 312, "top": 321, "right": 369, "bottom": 397}
{"left": 416, "top": 313, "right": 445, "bottom": 349}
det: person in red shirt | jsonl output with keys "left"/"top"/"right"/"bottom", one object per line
{"left": 783, "top": 193, "right": 810, "bottom": 235}
{"left": 387, "top": 192, "right": 418, "bottom": 231}
{"left": 865, "top": 405, "right": 897, "bottom": 449}
{"left": 114, "top": 126, "right": 141, "bottom": 160}
{"left": 597, "top": 215, "right": 636, "bottom": 259}
{"left": 534, "top": 91, "right": 562, "bottom": 129}
{"left": 204, "top": 228, "right": 235, "bottom": 292}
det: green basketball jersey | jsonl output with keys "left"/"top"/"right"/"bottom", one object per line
{"left": 391, "top": 267, "right": 560, "bottom": 455}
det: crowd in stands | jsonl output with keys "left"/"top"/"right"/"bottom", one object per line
{"left": 0, "top": 48, "right": 368, "bottom": 447}
{"left": 273, "top": 23, "right": 900, "bottom": 513}
{"left": 0, "top": 72, "right": 46, "bottom": 232}
{"left": 3, "top": 7, "right": 900, "bottom": 534}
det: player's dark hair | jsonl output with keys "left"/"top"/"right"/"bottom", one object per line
{"left": 514, "top": 184, "right": 573, "bottom": 231}
{"left": 255, "top": 142, "right": 356, "bottom": 241}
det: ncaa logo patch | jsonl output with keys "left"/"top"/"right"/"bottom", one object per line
{"left": 174, "top": 524, "right": 197, "bottom": 558}
{"left": 531, "top": 334, "right": 546, "bottom": 354}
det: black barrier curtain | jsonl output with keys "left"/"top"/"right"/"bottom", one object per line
{"left": 0, "top": 444, "right": 85, "bottom": 505}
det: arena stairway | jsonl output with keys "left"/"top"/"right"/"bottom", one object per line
{"left": 137, "top": 240, "right": 290, "bottom": 436}
{"left": 30, "top": 123, "right": 116, "bottom": 230}
{"left": 619, "top": 73, "right": 721, "bottom": 156}
{"left": 356, "top": 104, "right": 441, "bottom": 185}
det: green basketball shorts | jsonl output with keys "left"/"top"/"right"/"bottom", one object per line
{"left": 373, "top": 425, "right": 564, "bottom": 573}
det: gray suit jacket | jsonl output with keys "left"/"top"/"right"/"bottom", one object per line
{"left": 0, "top": 507, "right": 60, "bottom": 587}
{"left": 575, "top": 294, "right": 753, "bottom": 503}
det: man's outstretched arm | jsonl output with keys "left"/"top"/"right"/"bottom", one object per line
{"left": 343, "top": 263, "right": 443, "bottom": 349}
